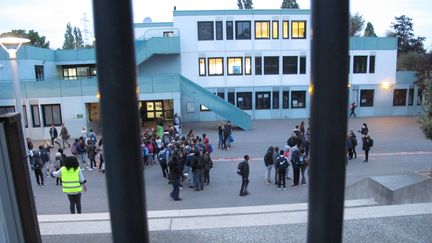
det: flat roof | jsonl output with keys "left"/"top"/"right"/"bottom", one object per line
{"left": 173, "top": 9, "right": 311, "bottom": 16}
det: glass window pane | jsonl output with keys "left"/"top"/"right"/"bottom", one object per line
{"left": 216, "top": 21, "right": 223, "bottom": 40}
{"left": 282, "top": 21, "right": 289, "bottom": 39}
{"left": 77, "top": 67, "right": 89, "bottom": 76}
{"left": 226, "top": 21, "right": 233, "bottom": 40}
{"left": 256, "top": 92, "right": 271, "bottom": 109}
{"left": 360, "top": 90, "right": 374, "bottom": 107}
{"left": 208, "top": 58, "right": 224, "bottom": 76}
{"left": 273, "top": 91, "right": 279, "bottom": 109}
{"left": 272, "top": 21, "right": 279, "bottom": 39}
{"left": 236, "top": 92, "right": 252, "bottom": 110}
{"left": 236, "top": 21, "right": 251, "bottom": 40}
{"left": 408, "top": 88, "right": 414, "bottom": 106}
{"left": 255, "top": 56, "right": 262, "bottom": 75}
{"left": 292, "top": 21, "right": 306, "bottom": 39}
{"left": 291, "top": 91, "right": 306, "bottom": 108}
{"left": 197, "top": 21, "right": 214, "bottom": 40}
{"left": 31, "top": 105, "right": 40, "bottom": 127}
{"left": 283, "top": 91, "right": 289, "bottom": 109}
{"left": 300, "top": 56, "right": 306, "bottom": 74}
{"left": 283, "top": 56, "right": 298, "bottom": 74}
{"left": 393, "top": 89, "right": 407, "bottom": 106}
{"left": 199, "top": 58, "right": 206, "bottom": 76}
{"left": 255, "top": 21, "right": 270, "bottom": 39}
{"left": 228, "top": 92, "right": 235, "bottom": 105}
{"left": 227, "top": 57, "right": 243, "bottom": 75}
{"left": 245, "top": 57, "right": 251, "bottom": 75}
{"left": 52, "top": 105, "right": 62, "bottom": 125}
{"left": 264, "top": 56, "right": 279, "bottom": 75}
{"left": 369, "top": 55, "right": 375, "bottom": 73}
{"left": 354, "top": 56, "right": 368, "bottom": 73}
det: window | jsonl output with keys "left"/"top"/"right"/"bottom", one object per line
{"left": 22, "top": 105, "right": 28, "bottom": 128}
{"left": 283, "top": 56, "right": 298, "bottom": 74}
{"left": 264, "top": 56, "right": 279, "bottom": 75}
{"left": 226, "top": 21, "right": 233, "bottom": 40}
{"left": 217, "top": 92, "right": 225, "bottom": 100}
{"left": 200, "top": 105, "right": 210, "bottom": 111}
{"left": 35, "top": 65, "right": 44, "bottom": 81}
{"left": 255, "top": 21, "right": 270, "bottom": 39}
{"left": 291, "top": 21, "right": 306, "bottom": 39}
{"left": 216, "top": 21, "right": 223, "bottom": 40}
{"left": 31, "top": 105, "right": 41, "bottom": 127}
{"left": 282, "top": 21, "right": 289, "bottom": 39}
{"left": 256, "top": 92, "right": 271, "bottom": 110}
{"left": 0, "top": 106, "right": 15, "bottom": 115}
{"left": 408, "top": 88, "right": 414, "bottom": 106}
{"left": 245, "top": 57, "right": 252, "bottom": 75}
{"left": 291, "top": 91, "right": 306, "bottom": 108}
{"left": 272, "top": 91, "right": 279, "bottom": 109}
{"left": 353, "top": 56, "right": 368, "bottom": 73}
{"left": 300, "top": 56, "right": 306, "bottom": 74}
{"left": 42, "top": 104, "right": 62, "bottom": 127}
{"left": 255, "top": 57, "right": 262, "bottom": 75}
{"left": 272, "top": 21, "right": 279, "bottom": 39}
{"left": 199, "top": 58, "right": 206, "bottom": 76}
{"left": 236, "top": 92, "right": 252, "bottom": 110}
{"left": 228, "top": 92, "right": 235, "bottom": 105}
{"left": 208, "top": 58, "right": 223, "bottom": 76}
{"left": 393, "top": 89, "right": 407, "bottom": 106}
{"left": 369, "top": 55, "right": 375, "bottom": 73}
{"left": 236, "top": 21, "right": 251, "bottom": 40}
{"left": 360, "top": 90, "right": 374, "bottom": 107}
{"left": 163, "top": 31, "right": 174, "bottom": 37}
{"left": 197, "top": 21, "right": 214, "bottom": 41}
{"left": 227, "top": 57, "right": 243, "bottom": 75}
{"left": 282, "top": 91, "right": 289, "bottom": 109}
{"left": 62, "top": 65, "right": 96, "bottom": 80}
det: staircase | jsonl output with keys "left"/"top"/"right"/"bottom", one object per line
{"left": 135, "top": 37, "right": 180, "bottom": 65}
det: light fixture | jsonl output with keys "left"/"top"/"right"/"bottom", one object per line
{"left": 381, "top": 82, "right": 393, "bottom": 90}
{"left": 308, "top": 84, "right": 314, "bottom": 94}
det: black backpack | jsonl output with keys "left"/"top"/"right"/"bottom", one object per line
{"left": 40, "top": 150, "right": 50, "bottom": 163}
{"left": 277, "top": 156, "right": 288, "bottom": 169}
{"left": 369, "top": 138, "right": 374, "bottom": 147}
{"left": 291, "top": 149, "right": 301, "bottom": 167}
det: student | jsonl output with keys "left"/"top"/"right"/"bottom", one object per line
{"left": 237, "top": 155, "right": 250, "bottom": 196}
{"left": 275, "top": 150, "right": 289, "bottom": 190}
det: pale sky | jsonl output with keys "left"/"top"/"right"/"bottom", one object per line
{"left": 1, "top": 0, "right": 431, "bottom": 49}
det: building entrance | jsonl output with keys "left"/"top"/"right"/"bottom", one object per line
{"left": 139, "top": 100, "right": 174, "bottom": 122}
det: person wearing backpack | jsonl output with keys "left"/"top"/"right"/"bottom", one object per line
{"left": 157, "top": 146, "right": 169, "bottom": 178}
{"left": 275, "top": 150, "right": 288, "bottom": 190}
{"left": 362, "top": 134, "right": 373, "bottom": 163}
{"left": 237, "top": 155, "right": 250, "bottom": 196}
{"left": 31, "top": 149, "right": 45, "bottom": 187}
{"left": 49, "top": 125, "right": 62, "bottom": 148}
{"left": 39, "top": 145, "right": 51, "bottom": 177}
{"left": 348, "top": 130, "right": 357, "bottom": 159}
{"left": 203, "top": 152, "right": 213, "bottom": 185}
{"left": 290, "top": 142, "right": 301, "bottom": 187}
{"left": 169, "top": 147, "right": 184, "bottom": 201}
{"left": 191, "top": 151, "right": 204, "bottom": 191}
{"left": 88, "top": 129, "right": 97, "bottom": 145}
{"left": 264, "top": 146, "right": 274, "bottom": 184}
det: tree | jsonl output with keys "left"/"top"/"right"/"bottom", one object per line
{"left": 281, "top": 0, "right": 299, "bottom": 9}
{"left": 73, "top": 27, "right": 84, "bottom": 49}
{"left": 349, "top": 12, "right": 365, "bottom": 37}
{"left": 62, "top": 23, "right": 85, "bottom": 49}
{"left": 237, "top": 0, "right": 253, "bottom": 9}
{"left": 363, "top": 22, "right": 377, "bottom": 37}
{"left": 397, "top": 51, "right": 422, "bottom": 71}
{"left": 391, "top": 15, "right": 425, "bottom": 55}
{"left": 0, "top": 29, "right": 50, "bottom": 48}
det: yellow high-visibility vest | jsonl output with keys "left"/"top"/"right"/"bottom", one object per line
{"left": 61, "top": 167, "right": 82, "bottom": 193}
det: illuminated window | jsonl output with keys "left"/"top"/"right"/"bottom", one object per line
{"left": 255, "top": 21, "right": 270, "bottom": 39}
{"left": 208, "top": 57, "right": 224, "bottom": 76}
{"left": 199, "top": 58, "right": 206, "bottom": 76}
{"left": 227, "top": 57, "right": 243, "bottom": 75}
{"left": 291, "top": 21, "right": 306, "bottom": 39}
{"left": 197, "top": 21, "right": 214, "bottom": 40}
{"left": 282, "top": 21, "right": 289, "bottom": 39}
{"left": 236, "top": 21, "right": 251, "bottom": 40}
{"left": 272, "top": 21, "right": 279, "bottom": 39}
{"left": 245, "top": 57, "right": 252, "bottom": 75}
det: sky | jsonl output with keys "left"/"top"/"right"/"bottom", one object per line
{"left": 1, "top": 0, "right": 431, "bottom": 49}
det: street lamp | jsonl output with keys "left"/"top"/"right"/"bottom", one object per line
{"left": 0, "top": 37, "right": 31, "bottom": 141}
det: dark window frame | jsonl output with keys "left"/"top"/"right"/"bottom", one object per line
{"left": 207, "top": 57, "right": 224, "bottom": 76}
{"left": 291, "top": 90, "right": 306, "bottom": 109}
{"left": 216, "top": 21, "right": 223, "bottom": 40}
{"left": 300, "top": 56, "right": 307, "bottom": 74}
{"left": 31, "top": 104, "right": 41, "bottom": 127}
{"left": 360, "top": 89, "right": 374, "bottom": 107}
{"left": 41, "top": 104, "right": 62, "bottom": 127}
{"left": 283, "top": 56, "right": 298, "bottom": 74}
{"left": 255, "top": 56, "right": 262, "bottom": 75}
{"left": 197, "top": 21, "right": 214, "bottom": 41}
{"left": 35, "top": 65, "right": 44, "bottom": 81}
{"left": 0, "top": 106, "right": 15, "bottom": 115}
{"left": 198, "top": 58, "right": 206, "bottom": 76}
{"left": 408, "top": 88, "right": 414, "bottom": 106}
{"left": 236, "top": 92, "right": 252, "bottom": 110}
{"left": 282, "top": 91, "right": 290, "bottom": 109}
{"left": 291, "top": 20, "right": 307, "bottom": 39}
{"left": 353, "top": 56, "right": 368, "bottom": 74}
{"left": 369, "top": 55, "right": 375, "bottom": 73}
{"left": 393, "top": 89, "right": 407, "bottom": 106}
{"left": 272, "top": 91, "right": 280, "bottom": 109}
{"left": 226, "top": 21, "right": 233, "bottom": 40}
{"left": 272, "top": 21, "right": 279, "bottom": 39}
{"left": 282, "top": 20, "right": 289, "bottom": 39}
{"left": 228, "top": 92, "right": 235, "bottom": 105}
{"left": 255, "top": 91, "right": 271, "bottom": 110}
{"left": 227, "top": 57, "right": 243, "bottom": 75}
{"left": 235, "top": 21, "right": 251, "bottom": 40}
{"left": 254, "top": 21, "right": 270, "bottom": 39}
{"left": 264, "top": 56, "right": 279, "bottom": 75}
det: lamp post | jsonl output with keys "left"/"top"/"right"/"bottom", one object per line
{"left": 0, "top": 37, "right": 30, "bottom": 141}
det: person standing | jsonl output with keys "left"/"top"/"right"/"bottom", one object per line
{"left": 358, "top": 123, "right": 369, "bottom": 136}
{"left": 290, "top": 142, "right": 301, "bottom": 187}
{"left": 173, "top": 113, "right": 182, "bottom": 135}
{"left": 49, "top": 125, "right": 62, "bottom": 148}
{"left": 192, "top": 150, "right": 204, "bottom": 191}
{"left": 169, "top": 148, "right": 184, "bottom": 201}
{"left": 237, "top": 155, "right": 250, "bottom": 196}
{"left": 30, "top": 150, "right": 45, "bottom": 187}
{"left": 86, "top": 139, "right": 97, "bottom": 171}
{"left": 224, "top": 121, "right": 232, "bottom": 149}
{"left": 51, "top": 156, "right": 87, "bottom": 214}
{"left": 156, "top": 115, "right": 165, "bottom": 139}
{"left": 349, "top": 130, "right": 358, "bottom": 159}
{"left": 203, "top": 151, "right": 213, "bottom": 185}
{"left": 217, "top": 123, "right": 224, "bottom": 149}
{"left": 362, "top": 135, "right": 373, "bottom": 163}
{"left": 349, "top": 102, "right": 357, "bottom": 117}
{"left": 264, "top": 147, "right": 274, "bottom": 184}
{"left": 275, "top": 150, "right": 288, "bottom": 190}
{"left": 59, "top": 124, "right": 71, "bottom": 149}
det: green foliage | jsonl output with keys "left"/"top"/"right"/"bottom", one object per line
{"left": 391, "top": 15, "right": 425, "bottom": 55}
{"left": 0, "top": 29, "right": 50, "bottom": 48}
{"left": 415, "top": 52, "right": 432, "bottom": 140}
{"left": 237, "top": 0, "right": 253, "bottom": 9}
{"left": 281, "top": 0, "right": 299, "bottom": 9}
{"left": 62, "top": 23, "right": 85, "bottom": 49}
{"left": 237, "top": 0, "right": 243, "bottom": 9}
{"left": 363, "top": 22, "right": 377, "bottom": 37}
{"left": 397, "top": 52, "right": 421, "bottom": 71}
{"left": 73, "top": 27, "right": 84, "bottom": 49}
{"left": 349, "top": 12, "right": 365, "bottom": 37}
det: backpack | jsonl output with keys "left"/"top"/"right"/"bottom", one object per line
{"left": 291, "top": 149, "right": 300, "bottom": 167}
{"left": 148, "top": 143, "right": 154, "bottom": 153}
{"left": 158, "top": 149, "right": 167, "bottom": 163}
{"left": 369, "top": 138, "right": 374, "bottom": 147}
{"left": 32, "top": 152, "right": 44, "bottom": 169}
{"left": 40, "top": 150, "right": 50, "bottom": 163}
{"left": 277, "top": 156, "right": 289, "bottom": 169}
{"left": 71, "top": 143, "right": 78, "bottom": 155}
{"left": 264, "top": 150, "right": 273, "bottom": 165}
{"left": 237, "top": 162, "right": 243, "bottom": 176}
{"left": 287, "top": 136, "right": 297, "bottom": 147}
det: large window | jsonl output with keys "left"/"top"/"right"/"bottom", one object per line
{"left": 291, "top": 21, "right": 306, "bottom": 39}
{"left": 216, "top": 21, "right": 223, "bottom": 40}
{"left": 282, "top": 91, "right": 289, "bottom": 109}
{"left": 255, "top": 21, "right": 270, "bottom": 39}
{"left": 273, "top": 91, "right": 279, "bottom": 109}
{"left": 291, "top": 91, "right": 306, "bottom": 108}
{"left": 353, "top": 56, "right": 368, "bottom": 73}
{"left": 245, "top": 57, "right": 252, "bottom": 75}
{"left": 62, "top": 65, "right": 96, "bottom": 80}
{"left": 272, "top": 21, "right": 279, "bottom": 39}
{"left": 227, "top": 57, "right": 243, "bottom": 75}
{"left": 255, "top": 56, "right": 262, "bottom": 75}
{"left": 236, "top": 92, "right": 252, "bottom": 110}
{"left": 228, "top": 92, "right": 235, "bottom": 105}
{"left": 393, "top": 89, "right": 407, "bottom": 106}
{"left": 282, "top": 21, "right": 289, "bottom": 39}
{"left": 283, "top": 56, "right": 298, "bottom": 74}
{"left": 226, "top": 21, "right": 233, "bottom": 40}
{"left": 256, "top": 92, "right": 271, "bottom": 110}
{"left": 31, "top": 105, "right": 41, "bottom": 127}
{"left": 264, "top": 56, "right": 279, "bottom": 75}
{"left": 199, "top": 58, "right": 206, "bottom": 76}
{"left": 300, "top": 56, "right": 306, "bottom": 74}
{"left": 408, "top": 88, "right": 414, "bottom": 106}
{"left": 35, "top": 65, "right": 44, "bottom": 81}
{"left": 42, "top": 104, "right": 62, "bottom": 127}
{"left": 208, "top": 57, "right": 224, "bottom": 76}
{"left": 369, "top": 56, "right": 375, "bottom": 73}
{"left": 197, "top": 21, "right": 214, "bottom": 41}
{"left": 236, "top": 21, "right": 251, "bottom": 40}
{"left": 360, "top": 90, "right": 374, "bottom": 107}
{"left": 0, "top": 106, "right": 15, "bottom": 115}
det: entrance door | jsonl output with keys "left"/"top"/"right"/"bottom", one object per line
{"left": 142, "top": 100, "right": 174, "bottom": 121}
